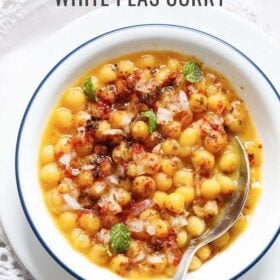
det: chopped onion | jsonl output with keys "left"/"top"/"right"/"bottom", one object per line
{"left": 146, "top": 224, "right": 156, "bottom": 236}
{"left": 147, "top": 254, "right": 165, "bottom": 264}
{"left": 152, "top": 144, "right": 162, "bottom": 154}
{"left": 188, "top": 85, "right": 198, "bottom": 94}
{"left": 96, "top": 229, "right": 110, "bottom": 244}
{"left": 81, "top": 164, "right": 95, "bottom": 171}
{"left": 103, "top": 129, "right": 125, "bottom": 136}
{"left": 132, "top": 251, "right": 146, "bottom": 263}
{"left": 98, "top": 188, "right": 122, "bottom": 214}
{"left": 167, "top": 250, "right": 176, "bottom": 264}
{"left": 70, "top": 168, "right": 80, "bottom": 176}
{"left": 126, "top": 219, "right": 145, "bottom": 233}
{"left": 58, "top": 153, "right": 72, "bottom": 167}
{"left": 63, "top": 194, "right": 82, "bottom": 210}
{"left": 156, "top": 108, "right": 173, "bottom": 124}
{"left": 121, "top": 115, "right": 132, "bottom": 126}
{"left": 170, "top": 215, "right": 188, "bottom": 230}
{"left": 107, "top": 175, "right": 119, "bottom": 186}
{"left": 178, "top": 90, "right": 189, "bottom": 110}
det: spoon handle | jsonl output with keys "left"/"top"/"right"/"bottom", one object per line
{"left": 173, "top": 245, "right": 197, "bottom": 280}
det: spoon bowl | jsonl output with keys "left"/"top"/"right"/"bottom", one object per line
{"left": 174, "top": 136, "right": 251, "bottom": 280}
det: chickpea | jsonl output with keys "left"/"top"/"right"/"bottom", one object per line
{"left": 160, "top": 121, "right": 181, "bottom": 139}
{"left": 147, "top": 253, "right": 167, "bottom": 273}
{"left": 53, "top": 107, "right": 73, "bottom": 129}
{"left": 40, "top": 145, "right": 55, "bottom": 165}
{"left": 144, "top": 153, "right": 162, "bottom": 175}
{"left": 201, "top": 179, "right": 221, "bottom": 199}
{"left": 230, "top": 215, "right": 248, "bottom": 236}
{"left": 88, "top": 181, "right": 107, "bottom": 198}
{"left": 98, "top": 64, "right": 117, "bottom": 83}
{"left": 116, "top": 188, "right": 131, "bottom": 206}
{"left": 58, "top": 211, "right": 77, "bottom": 231}
{"left": 189, "top": 94, "right": 208, "bottom": 113}
{"left": 179, "top": 127, "right": 200, "bottom": 147}
{"left": 161, "top": 139, "right": 180, "bottom": 156}
{"left": 62, "top": 87, "right": 86, "bottom": 112}
{"left": 155, "top": 66, "right": 171, "bottom": 84}
{"left": 79, "top": 213, "right": 101, "bottom": 234}
{"left": 78, "top": 171, "right": 93, "bottom": 187}
{"left": 101, "top": 214, "right": 120, "bottom": 229}
{"left": 153, "top": 172, "right": 173, "bottom": 191}
{"left": 45, "top": 189, "right": 64, "bottom": 214}
{"left": 58, "top": 181, "right": 70, "bottom": 194}
{"left": 167, "top": 58, "right": 181, "bottom": 72}
{"left": 111, "top": 255, "right": 129, "bottom": 275}
{"left": 71, "top": 228, "right": 91, "bottom": 250}
{"left": 192, "top": 150, "right": 215, "bottom": 172}
{"left": 192, "top": 205, "right": 205, "bottom": 218}
{"left": 216, "top": 174, "right": 237, "bottom": 195}
{"left": 165, "top": 193, "right": 185, "bottom": 214}
{"left": 173, "top": 169, "right": 194, "bottom": 188}
{"left": 161, "top": 158, "right": 177, "bottom": 176}
{"left": 153, "top": 191, "right": 168, "bottom": 209}
{"left": 208, "top": 94, "right": 229, "bottom": 113}
{"left": 179, "top": 146, "right": 192, "bottom": 158}
{"left": 213, "top": 232, "right": 230, "bottom": 249}
{"left": 126, "top": 162, "right": 145, "bottom": 177}
{"left": 109, "top": 111, "right": 131, "bottom": 129}
{"left": 76, "top": 141, "right": 93, "bottom": 157}
{"left": 187, "top": 216, "right": 206, "bottom": 237}
{"left": 95, "top": 120, "right": 111, "bottom": 140}
{"left": 224, "top": 101, "right": 246, "bottom": 133}
{"left": 204, "top": 131, "right": 227, "bottom": 154}
{"left": 150, "top": 219, "right": 169, "bottom": 238}
{"left": 131, "top": 121, "right": 149, "bottom": 141}
{"left": 89, "top": 244, "right": 110, "bottom": 265}
{"left": 118, "top": 60, "right": 135, "bottom": 74}
{"left": 205, "top": 84, "right": 218, "bottom": 96}
{"left": 196, "top": 245, "right": 211, "bottom": 261}
{"left": 245, "top": 141, "right": 262, "bottom": 167}
{"left": 119, "top": 178, "right": 132, "bottom": 191}
{"left": 126, "top": 240, "right": 142, "bottom": 258}
{"left": 140, "top": 208, "right": 160, "bottom": 221}
{"left": 40, "top": 163, "right": 61, "bottom": 186}
{"left": 132, "top": 176, "right": 156, "bottom": 198}
{"left": 176, "top": 229, "right": 188, "bottom": 248}
{"left": 189, "top": 256, "right": 202, "bottom": 271}
{"left": 176, "top": 187, "right": 195, "bottom": 205}
{"left": 164, "top": 266, "right": 176, "bottom": 278}
{"left": 219, "top": 152, "right": 240, "bottom": 173}
{"left": 138, "top": 54, "right": 157, "bottom": 68}
{"left": 112, "top": 142, "right": 132, "bottom": 164}
{"left": 54, "top": 135, "right": 72, "bottom": 154}
{"left": 74, "top": 111, "right": 91, "bottom": 127}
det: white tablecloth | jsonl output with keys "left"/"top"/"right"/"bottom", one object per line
{"left": 0, "top": 0, "right": 279, "bottom": 279}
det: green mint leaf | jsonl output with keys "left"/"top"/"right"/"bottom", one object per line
{"left": 141, "top": 110, "right": 157, "bottom": 133}
{"left": 83, "top": 77, "right": 98, "bottom": 102}
{"left": 110, "top": 223, "right": 131, "bottom": 254}
{"left": 183, "top": 61, "right": 203, "bottom": 83}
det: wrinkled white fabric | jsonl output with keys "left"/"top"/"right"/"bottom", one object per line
{"left": 0, "top": 0, "right": 278, "bottom": 279}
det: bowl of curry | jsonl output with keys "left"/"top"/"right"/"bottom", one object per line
{"left": 16, "top": 25, "right": 280, "bottom": 280}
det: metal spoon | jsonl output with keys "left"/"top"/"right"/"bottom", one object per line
{"left": 174, "top": 136, "right": 250, "bottom": 280}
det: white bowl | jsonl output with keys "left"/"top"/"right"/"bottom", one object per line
{"left": 16, "top": 25, "right": 280, "bottom": 280}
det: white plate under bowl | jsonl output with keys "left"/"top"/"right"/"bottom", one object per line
{"left": 15, "top": 24, "right": 280, "bottom": 280}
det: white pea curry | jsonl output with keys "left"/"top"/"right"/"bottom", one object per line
{"left": 39, "top": 51, "right": 262, "bottom": 279}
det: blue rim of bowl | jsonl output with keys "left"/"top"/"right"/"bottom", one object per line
{"left": 15, "top": 24, "right": 280, "bottom": 280}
